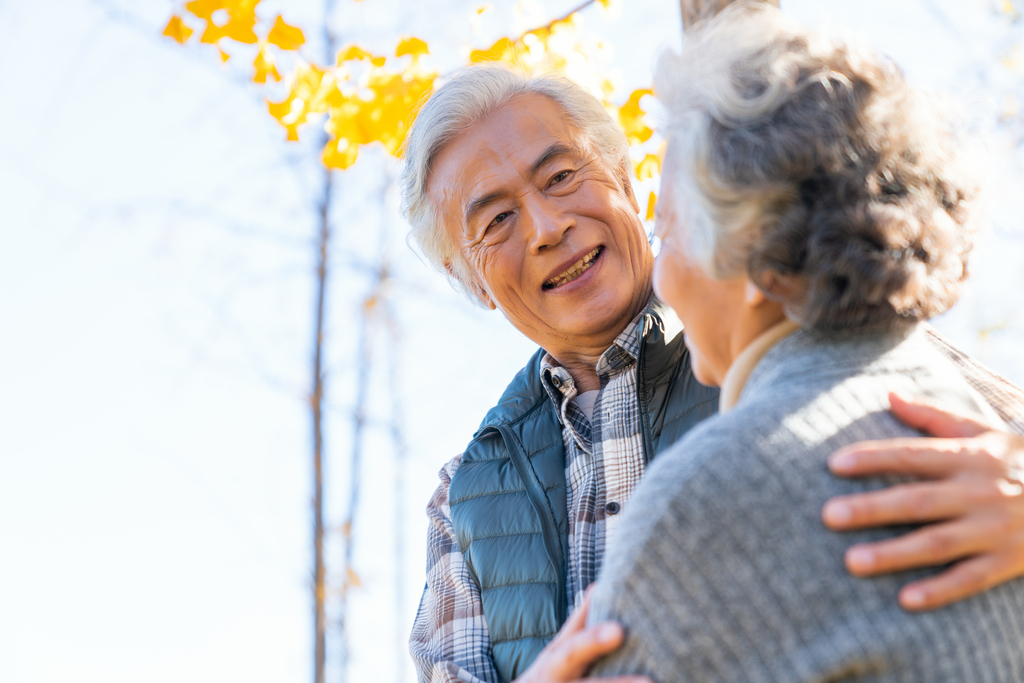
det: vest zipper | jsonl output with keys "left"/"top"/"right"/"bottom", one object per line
{"left": 495, "top": 422, "right": 567, "bottom": 626}
{"left": 637, "top": 313, "right": 654, "bottom": 465}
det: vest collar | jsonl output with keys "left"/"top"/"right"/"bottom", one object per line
{"left": 474, "top": 297, "right": 683, "bottom": 437}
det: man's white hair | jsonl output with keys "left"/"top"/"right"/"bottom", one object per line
{"left": 400, "top": 63, "right": 630, "bottom": 301}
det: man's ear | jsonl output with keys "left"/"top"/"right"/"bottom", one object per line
{"left": 445, "top": 260, "right": 496, "bottom": 310}
{"left": 619, "top": 165, "right": 641, "bottom": 215}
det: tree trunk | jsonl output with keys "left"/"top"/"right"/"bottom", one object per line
{"left": 679, "top": 0, "right": 779, "bottom": 28}
{"left": 311, "top": 167, "right": 331, "bottom": 683}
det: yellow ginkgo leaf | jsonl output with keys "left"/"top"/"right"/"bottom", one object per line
{"left": 634, "top": 154, "right": 661, "bottom": 181}
{"left": 618, "top": 88, "right": 653, "bottom": 144}
{"left": 199, "top": 22, "right": 225, "bottom": 44}
{"left": 323, "top": 138, "right": 360, "bottom": 169}
{"left": 253, "top": 44, "right": 280, "bottom": 83}
{"left": 470, "top": 37, "right": 526, "bottom": 65}
{"left": 162, "top": 15, "right": 194, "bottom": 44}
{"left": 337, "top": 43, "right": 378, "bottom": 64}
{"left": 267, "top": 15, "right": 305, "bottom": 50}
{"left": 646, "top": 191, "right": 657, "bottom": 221}
{"left": 184, "top": 0, "right": 225, "bottom": 21}
{"left": 395, "top": 36, "right": 429, "bottom": 59}
{"left": 220, "top": 15, "right": 258, "bottom": 44}
{"left": 267, "top": 63, "right": 334, "bottom": 141}
{"left": 188, "top": 0, "right": 257, "bottom": 45}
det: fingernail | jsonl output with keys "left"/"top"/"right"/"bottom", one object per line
{"left": 823, "top": 501, "right": 852, "bottom": 526}
{"left": 830, "top": 452, "right": 857, "bottom": 472}
{"left": 847, "top": 547, "right": 875, "bottom": 571}
{"left": 902, "top": 587, "right": 926, "bottom": 609}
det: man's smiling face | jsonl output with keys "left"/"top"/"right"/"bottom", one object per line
{"left": 426, "top": 93, "right": 654, "bottom": 358}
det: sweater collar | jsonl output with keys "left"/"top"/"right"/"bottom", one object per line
{"left": 718, "top": 319, "right": 802, "bottom": 413}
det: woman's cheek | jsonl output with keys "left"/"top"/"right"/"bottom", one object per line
{"left": 653, "top": 243, "right": 685, "bottom": 311}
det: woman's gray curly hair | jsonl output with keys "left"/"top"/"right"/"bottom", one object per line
{"left": 399, "top": 63, "right": 630, "bottom": 301}
{"left": 656, "top": 1, "right": 981, "bottom": 330}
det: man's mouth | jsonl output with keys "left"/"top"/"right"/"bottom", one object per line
{"left": 543, "top": 247, "right": 603, "bottom": 290}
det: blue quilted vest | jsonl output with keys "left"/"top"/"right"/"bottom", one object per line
{"left": 448, "top": 302, "right": 720, "bottom": 681}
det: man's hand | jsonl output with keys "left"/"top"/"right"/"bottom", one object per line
{"left": 822, "top": 392, "right": 1024, "bottom": 611}
{"left": 516, "top": 586, "right": 652, "bottom": 683}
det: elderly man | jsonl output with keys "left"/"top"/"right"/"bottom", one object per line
{"left": 400, "top": 56, "right": 1024, "bottom": 683}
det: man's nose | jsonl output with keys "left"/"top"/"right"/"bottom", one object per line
{"left": 522, "top": 195, "right": 575, "bottom": 253}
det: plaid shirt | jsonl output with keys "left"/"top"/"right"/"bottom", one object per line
{"left": 409, "top": 321, "right": 1024, "bottom": 683}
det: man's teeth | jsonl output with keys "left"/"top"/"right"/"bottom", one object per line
{"left": 546, "top": 248, "right": 601, "bottom": 288}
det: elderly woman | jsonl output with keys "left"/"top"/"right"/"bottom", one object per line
{"left": 588, "top": 4, "right": 1024, "bottom": 681}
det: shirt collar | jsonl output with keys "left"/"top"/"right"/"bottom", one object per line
{"left": 539, "top": 296, "right": 656, "bottom": 406}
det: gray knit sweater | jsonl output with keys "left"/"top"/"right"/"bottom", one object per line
{"left": 589, "top": 324, "right": 1024, "bottom": 682}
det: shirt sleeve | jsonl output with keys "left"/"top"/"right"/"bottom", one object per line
{"left": 926, "top": 326, "right": 1024, "bottom": 435}
{"left": 409, "top": 455, "right": 502, "bottom": 683}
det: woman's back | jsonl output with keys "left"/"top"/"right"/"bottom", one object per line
{"left": 590, "top": 324, "right": 1024, "bottom": 682}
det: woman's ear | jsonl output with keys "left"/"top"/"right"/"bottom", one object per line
{"left": 758, "top": 270, "right": 804, "bottom": 302}
{"left": 744, "top": 278, "right": 768, "bottom": 306}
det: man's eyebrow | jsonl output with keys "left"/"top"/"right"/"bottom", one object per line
{"left": 464, "top": 190, "right": 507, "bottom": 226}
{"left": 530, "top": 143, "right": 579, "bottom": 177}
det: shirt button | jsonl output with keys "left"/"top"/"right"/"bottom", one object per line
{"left": 551, "top": 375, "right": 563, "bottom": 389}
{"left": 604, "top": 501, "right": 620, "bottom": 515}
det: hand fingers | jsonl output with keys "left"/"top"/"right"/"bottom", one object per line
{"left": 898, "top": 553, "right": 1019, "bottom": 611}
{"left": 822, "top": 478, "right": 1014, "bottom": 530}
{"left": 550, "top": 622, "right": 626, "bottom": 679}
{"left": 887, "top": 392, "right": 997, "bottom": 438}
{"left": 843, "top": 516, "right": 1004, "bottom": 577}
{"left": 829, "top": 437, "right": 970, "bottom": 479}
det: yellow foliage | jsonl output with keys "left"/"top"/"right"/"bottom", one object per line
{"left": 396, "top": 36, "right": 429, "bottom": 59}
{"left": 337, "top": 44, "right": 386, "bottom": 66}
{"left": 162, "top": 15, "right": 193, "bottom": 44}
{"left": 645, "top": 191, "right": 657, "bottom": 221}
{"left": 167, "top": 2, "right": 654, "bottom": 176}
{"left": 183, "top": 0, "right": 225, "bottom": 21}
{"left": 617, "top": 88, "right": 653, "bottom": 144}
{"left": 470, "top": 37, "right": 528, "bottom": 65}
{"left": 253, "top": 44, "right": 280, "bottom": 83}
{"left": 322, "top": 65, "right": 436, "bottom": 166}
{"left": 267, "top": 63, "right": 335, "bottom": 141}
{"left": 634, "top": 154, "right": 660, "bottom": 181}
{"left": 322, "top": 137, "right": 360, "bottom": 169}
{"left": 188, "top": 0, "right": 259, "bottom": 45}
{"left": 267, "top": 15, "right": 305, "bottom": 50}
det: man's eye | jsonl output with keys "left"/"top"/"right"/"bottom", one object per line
{"left": 549, "top": 170, "right": 572, "bottom": 186}
{"left": 488, "top": 212, "right": 510, "bottom": 228}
